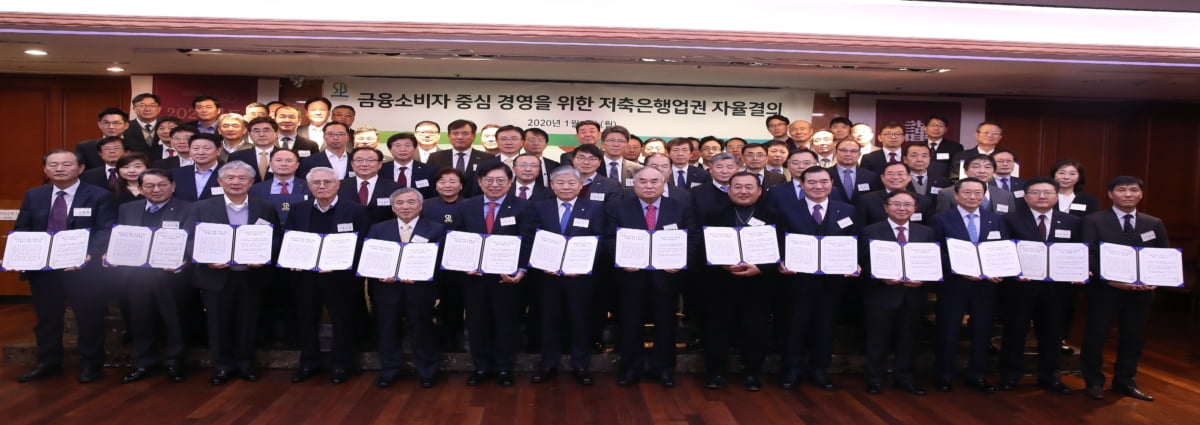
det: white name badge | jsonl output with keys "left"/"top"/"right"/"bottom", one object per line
{"left": 376, "top": 198, "right": 391, "bottom": 206}
{"left": 930, "top": 187, "right": 942, "bottom": 195}
{"left": 73, "top": 208, "right": 92, "bottom": 217}
{"left": 337, "top": 223, "right": 354, "bottom": 232}
{"left": 415, "top": 179, "right": 430, "bottom": 188}
{"left": 625, "top": 178, "right": 634, "bottom": 187}
{"left": 1013, "top": 190, "right": 1025, "bottom": 198}
{"left": 663, "top": 223, "right": 679, "bottom": 230}
{"left": 255, "top": 218, "right": 271, "bottom": 225}
{"left": 837, "top": 217, "right": 853, "bottom": 229}
{"left": 857, "top": 183, "right": 871, "bottom": 192}
{"left": 911, "top": 213, "right": 923, "bottom": 221}
{"left": 996, "top": 203, "right": 1009, "bottom": 213}
{"left": 411, "top": 235, "right": 429, "bottom": 243}
{"left": 1054, "top": 229, "right": 1071, "bottom": 238}
{"left": 573, "top": 218, "right": 590, "bottom": 228}
{"left": 500, "top": 216, "right": 516, "bottom": 227}
{"left": 747, "top": 217, "right": 765, "bottom": 227}
{"left": 1141, "top": 231, "right": 1155, "bottom": 242}
{"left": 589, "top": 193, "right": 606, "bottom": 202}
{"left": 161, "top": 220, "right": 180, "bottom": 229}
{"left": 211, "top": 187, "right": 224, "bottom": 196}
{"left": 1069, "top": 203, "right": 1087, "bottom": 211}
{"left": 690, "top": 182, "right": 702, "bottom": 188}
{"left": 936, "top": 153, "right": 951, "bottom": 160}
{"left": 298, "top": 150, "right": 312, "bottom": 158}
{"left": 987, "top": 230, "right": 1001, "bottom": 240}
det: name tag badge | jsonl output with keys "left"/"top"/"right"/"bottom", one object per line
{"left": 589, "top": 193, "right": 606, "bottom": 202}
{"left": 211, "top": 187, "right": 224, "bottom": 196}
{"left": 337, "top": 223, "right": 354, "bottom": 232}
{"left": 376, "top": 198, "right": 391, "bottom": 206}
{"left": 625, "top": 178, "right": 634, "bottom": 187}
{"left": 987, "top": 230, "right": 1001, "bottom": 240}
{"left": 857, "top": 183, "right": 871, "bottom": 192}
{"left": 747, "top": 217, "right": 765, "bottom": 227}
{"left": 412, "top": 235, "right": 429, "bottom": 243}
{"left": 936, "top": 153, "right": 950, "bottom": 160}
{"left": 930, "top": 187, "right": 941, "bottom": 195}
{"left": 1141, "top": 231, "right": 1155, "bottom": 242}
{"left": 1054, "top": 229, "right": 1071, "bottom": 238}
{"left": 161, "top": 220, "right": 180, "bottom": 229}
{"left": 415, "top": 179, "right": 430, "bottom": 188}
{"left": 298, "top": 150, "right": 312, "bottom": 158}
{"left": 1013, "top": 190, "right": 1025, "bottom": 198}
{"left": 995, "top": 203, "right": 1009, "bottom": 213}
{"left": 500, "top": 216, "right": 516, "bottom": 227}
{"left": 837, "top": 217, "right": 853, "bottom": 229}
{"left": 1069, "top": 203, "right": 1087, "bottom": 211}
{"left": 911, "top": 213, "right": 923, "bottom": 221}
{"left": 72, "top": 207, "right": 92, "bottom": 217}
{"left": 255, "top": 218, "right": 271, "bottom": 225}
{"left": 690, "top": 182, "right": 702, "bottom": 188}
{"left": 573, "top": 218, "right": 590, "bottom": 228}
{"left": 663, "top": 223, "right": 679, "bottom": 230}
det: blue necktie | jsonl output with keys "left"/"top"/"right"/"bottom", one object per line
{"left": 967, "top": 213, "right": 979, "bottom": 243}
{"left": 842, "top": 169, "right": 854, "bottom": 199}
{"left": 560, "top": 202, "right": 572, "bottom": 233}
{"left": 677, "top": 170, "right": 686, "bottom": 188}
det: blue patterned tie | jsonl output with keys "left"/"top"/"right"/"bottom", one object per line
{"left": 842, "top": 169, "right": 854, "bottom": 199}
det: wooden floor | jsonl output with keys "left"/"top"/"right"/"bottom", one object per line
{"left": 2, "top": 301, "right": 1199, "bottom": 425}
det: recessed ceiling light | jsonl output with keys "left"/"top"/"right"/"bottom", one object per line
{"left": 639, "top": 58, "right": 658, "bottom": 62}
{"left": 106, "top": 66, "right": 125, "bottom": 72}
{"left": 24, "top": 49, "right": 47, "bottom": 56}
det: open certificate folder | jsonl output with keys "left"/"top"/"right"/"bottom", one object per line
{"left": 527, "top": 230, "right": 599, "bottom": 275}
{"left": 702, "top": 225, "right": 780, "bottom": 266}
{"left": 867, "top": 240, "right": 943, "bottom": 282}
{"left": 1099, "top": 242, "right": 1183, "bottom": 287}
{"left": 276, "top": 231, "right": 358, "bottom": 271}
{"left": 191, "top": 223, "right": 274, "bottom": 265}
{"left": 946, "top": 239, "right": 1022, "bottom": 279}
{"left": 613, "top": 228, "right": 688, "bottom": 270}
{"left": 1, "top": 229, "right": 90, "bottom": 271}
{"left": 356, "top": 238, "right": 440, "bottom": 281}
{"left": 1014, "top": 241, "right": 1089, "bottom": 282}
{"left": 104, "top": 225, "right": 189, "bottom": 269}
{"left": 782, "top": 234, "right": 857, "bottom": 275}
{"left": 439, "top": 231, "right": 522, "bottom": 275}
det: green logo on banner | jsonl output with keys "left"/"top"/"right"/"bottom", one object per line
{"left": 331, "top": 82, "right": 348, "bottom": 98}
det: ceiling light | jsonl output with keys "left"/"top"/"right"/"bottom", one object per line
{"left": 24, "top": 49, "right": 47, "bottom": 56}
{"left": 106, "top": 66, "right": 125, "bottom": 72}
{"left": 639, "top": 58, "right": 658, "bottom": 62}
{"left": 812, "top": 113, "right": 826, "bottom": 117}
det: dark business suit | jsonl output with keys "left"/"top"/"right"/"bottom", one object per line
{"left": 860, "top": 149, "right": 905, "bottom": 174}
{"left": 929, "top": 207, "right": 1008, "bottom": 383}
{"left": 455, "top": 194, "right": 535, "bottom": 374}
{"left": 529, "top": 198, "right": 606, "bottom": 371}
{"left": 684, "top": 181, "right": 733, "bottom": 334}
{"left": 855, "top": 190, "right": 935, "bottom": 226}
{"left": 249, "top": 177, "right": 311, "bottom": 224}
{"left": 248, "top": 177, "right": 310, "bottom": 347}
{"left": 279, "top": 135, "right": 320, "bottom": 158}
{"left": 171, "top": 164, "right": 223, "bottom": 202}
{"left": 993, "top": 175, "right": 1025, "bottom": 195}
{"left": 579, "top": 174, "right": 624, "bottom": 204}
{"left": 80, "top": 166, "right": 115, "bottom": 189}
{"left": 776, "top": 197, "right": 857, "bottom": 381}
{"left": 948, "top": 147, "right": 993, "bottom": 182}
{"left": 420, "top": 196, "right": 465, "bottom": 348}
{"left": 285, "top": 200, "right": 370, "bottom": 371}
{"left": 508, "top": 182, "right": 553, "bottom": 202}
{"left": 936, "top": 182, "right": 1016, "bottom": 215}
{"left": 298, "top": 151, "right": 353, "bottom": 181}
{"left": 338, "top": 176, "right": 400, "bottom": 223}
{"left": 186, "top": 196, "right": 281, "bottom": 374}
{"left": 124, "top": 123, "right": 161, "bottom": 156}
{"left": 667, "top": 165, "right": 710, "bottom": 189}
{"left": 749, "top": 169, "right": 786, "bottom": 189}
{"left": 228, "top": 147, "right": 278, "bottom": 183}
{"left": 379, "top": 160, "right": 438, "bottom": 198}
{"left": 75, "top": 137, "right": 109, "bottom": 170}
{"left": 830, "top": 166, "right": 882, "bottom": 202}
{"left": 924, "top": 139, "right": 963, "bottom": 181}
{"left": 427, "top": 148, "right": 489, "bottom": 176}
{"left": 367, "top": 218, "right": 445, "bottom": 380}
{"left": 1080, "top": 209, "right": 1169, "bottom": 390}
{"left": 999, "top": 208, "right": 1081, "bottom": 385}
{"left": 538, "top": 156, "right": 561, "bottom": 186}
{"left": 605, "top": 195, "right": 695, "bottom": 375}
{"left": 117, "top": 198, "right": 192, "bottom": 369}
{"left": 906, "top": 171, "right": 951, "bottom": 199}
{"left": 1057, "top": 191, "right": 1099, "bottom": 219}
{"left": 14, "top": 182, "right": 115, "bottom": 370}
{"left": 859, "top": 220, "right": 935, "bottom": 387}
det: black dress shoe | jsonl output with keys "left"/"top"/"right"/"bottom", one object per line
{"left": 965, "top": 378, "right": 996, "bottom": 394}
{"left": 17, "top": 364, "right": 62, "bottom": 383}
{"left": 617, "top": 370, "right": 639, "bottom": 387}
{"left": 780, "top": 374, "right": 799, "bottom": 390}
{"left": 376, "top": 375, "right": 395, "bottom": 388}
{"left": 572, "top": 369, "right": 593, "bottom": 386}
{"left": 1038, "top": 380, "right": 1073, "bottom": 395}
{"left": 895, "top": 382, "right": 926, "bottom": 396}
{"left": 78, "top": 367, "right": 102, "bottom": 384}
{"left": 240, "top": 369, "right": 259, "bottom": 382}
{"left": 530, "top": 368, "right": 556, "bottom": 383}
{"left": 121, "top": 367, "right": 159, "bottom": 384}
{"left": 705, "top": 375, "right": 726, "bottom": 389}
{"left": 743, "top": 375, "right": 762, "bottom": 392}
{"left": 330, "top": 369, "right": 349, "bottom": 384}
{"left": 496, "top": 371, "right": 515, "bottom": 387}
{"left": 866, "top": 383, "right": 883, "bottom": 394}
{"left": 166, "top": 366, "right": 186, "bottom": 383}
{"left": 658, "top": 371, "right": 676, "bottom": 388}
{"left": 211, "top": 370, "right": 234, "bottom": 386}
{"left": 420, "top": 376, "right": 436, "bottom": 388}
{"left": 1119, "top": 386, "right": 1154, "bottom": 402}
{"left": 811, "top": 374, "right": 835, "bottom": 391}
{"left": 292, "top": 367, "right": 318, "bottom": 383}
{"left": 999, "top": 379, "right": 1018, "bottom": 391}
{"left": 1083, "top": 385, "right": 1104, "bottom": 400}
{"left": 466, "top": 370, "right": 489, "bottom": 386}
{"left": 937, "top": 379, "right": 954, "bottom": 393}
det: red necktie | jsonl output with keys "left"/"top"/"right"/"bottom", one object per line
{"left": 397, "top": 166, "right": 408, "bottom": 187}
{"left": 1038, "top": 214, "right": 1048, "bottom": 241}
{"left": 896, "top": 225, "right": 907, "bottom": 243}
{"left": 48, "top": 191, "right": 68, "bottom": 232}
{"left": 518, "top": 186, "right": 528, "bottom": 199}
{"left": 107, "top": 168, "right": 117, "bottom": 186}
{"left": 485, "top": 201, "right": 498, "bottom": 234}
{"left": 166, "top": 148, "right": 176, "bottom": 157}
{"left": 279, "top": 181, "right": 290, "bottom": 195}
{"left": 889, "top": 152, "right": 898, "bottom": 163}
{"left": 644, "top": 204, "right": 657, "bottom": 230}
{"left": 359, "top": 181, "right": 369, "bottom": 205}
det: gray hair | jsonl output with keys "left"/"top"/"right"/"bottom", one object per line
{"left": 218, "top": 160, "right": 255, "bottom": 178}
{"left": 389, "top": 187, "right": 421, "bottom": 202}
{"left": 709, "top": 152, "right": 737, "bottom": 165}
{"left": 305, "top": 166, "right": 336, "bottom": 181}
{"left": 549, "top": 165, "right": 581, "bottom": 180}
{"left": 633, "top": 165, "right": 664, "bottom": 180}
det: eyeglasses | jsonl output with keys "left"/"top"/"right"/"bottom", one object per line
{"left": 880, "top": 132, "right": 904, "bottom": 137}
{"left": 836, "top": 148, "right": 859, "bottom": 154}
{"left": 133, "top": 103, "right": 159, "bottom": 108}
{"left": 351, "top": 159, "right": 380, "bottom": 164}
{"left": 480, "top": 177, "right": 509, "bottom": 185}
{"left": 1025, "top": 190, "right": 1056, "bottom": 197}
{"left": 309, "top": 179, "right": 337, "bottom": 187}
{"left": 886, "top": 202, "right": 916, "bottom": 208}
{"left": 574, "top": 156, "right": 600, "bottom": 163}
{"left": 100, "top": 146, "right": 125, "bottom": 153}
{"left": 99, "top": 120, "right": 125, "bottom": 127}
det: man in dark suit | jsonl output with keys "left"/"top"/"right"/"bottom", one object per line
{"left": 11, "top": 150, "right": 115, "bottom": 384}
{"left": 929, "top": 177, "right": 1009, "bottom": 394}
{"left": 522, "top": 127, "right": 559, "bottom": 186}
{"left": 112, "top": 169, "right": 191, "bottom": 384}
{"left": 298, "top": 121, "right": 353, "bottom": 181}
{"left": 77, "top": 108, "right": 131, "bottom": 170}
{"left": 949, "top": 121, "right": 1003, "bottom": 182}
{"left": 367, "top": 188, "right": 446, "bottom": 388}
{"left": 248, "top": 148, "right": 309, "bottom": 348}
{"left": 571, "top": 144, "right": 624, "bottom": 204}
{"left": 525, "top": 166, "right": 606, "bottom": 386}
{"left": 936, "top": 153, "right": 1016, "bottom": 215}
{"left": 606, "top": 166, "right": 696, "bottom": 388}
{"left": 171, "top": 133, "right": 223, "bottom": 202}
{"left": 903, "top": 143, "right": 951, "bottom": 199}
{"left": 1079, "top": 176, "right": 1167, "bottom": 402}
{"left": 740, "top": 143, "right": 786, "bottom": 189}
{"left": 228, "top": 117, "right": 281, "bottom": 183}
{"left": 991, "top": 148, "right": 1025, "bottom": 196}
{"left": 830, "top": 139, "right": 882, "bottom": 203}
{"left": 643, "top": 154, "right": 694, "bottom": 207}
{"left": 273, "top": 105, "right": 320, "bottom": 158}
{"left": 666, "top": 138, "right": 710, "bottom": 189}
{"left": 766, "top": 149, "right": 850, "bottom": 210}
{"left": 776, "top": 166, "right": 859, "bottom": 391}
{"left": 156, "top": 125, "right": 197, "bottom": 170}
{"left": 185, "top": 161, "right": 281, "bottom": 386}
{"left": 509, "top": 154, "right": 553, "bottom": 201}
{"left": 598, "top": 126, "right": 642, "bottom": 187}
{"left": 250, "top": 149, "right": 310, "bottom": 223}
{"left": 856, "top": 162, "right": 935, "bottom": 226}
{"left": 79, "top": 136, "right": 127, "bottom": 189}
{"left": 379, "top": 133, "right": 437, "bottom": 198}
{"left": 427, "top": 119, "right": 489, "bottom": 185}
{"left": 558, "top": 120, "right": 602, "bottom": 167}
{"left": 184, "top": 95, "right": 221, "bottom": 134}
{"left": 124, "top": 93, "right": 163, "bottom": 157}
{"left": 285, "top": 167, "right": 371, "bottom": 385}
{"left": 998, "top": 177, "right": 1081, "bottom": 395}
{"left": 337, "top": 147, "right": 399, "bottom": 223}
{"left": 922, "top": 114, "right": 963, "bottom": 181}
{"left": 860, "top": 122, "right": 907, "bottom": 174}
{"left": 859, "top": 190, "right": 933, "bottom": 396}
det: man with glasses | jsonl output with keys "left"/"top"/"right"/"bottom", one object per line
{"left": 855, "top": 162, "right": 935, "bottom": 226}
{"left": 414, "top": 120, "right": 442, "bottom": 163}
{"left": 991, "top": 148, "right": 1025, "bottom": 195}
{"left": 228, "top": 117, "right": 281, "bottom": 183}
{"left": 570, "top": 144, "right": 623, "bottom": 203}
{"left": 765, "top": 114, "right": 791, "bottom": 143}
{"left": 125, "top": 93, "right": 163, "bottom": 155}
{"left": 299, "top": 121, "right": 353, "bottom": 180}
{"left": 740, "top": 143, "right": 786, "bottom": 188}
{"left": 339, "top": 146, "right": 398, "bottom": 223}
{"left": 77, "top": 108, "right": 131, "bottom": 170}
{"left": 523, "top": 127, "right": 559, "bottom": 186}
{"left": 861, "top": 122, "right": 907, "bottom": 173}
{"left": 80, "top": 136, "right": 128, "bottom": 188}
{"left": 598, "top": 126, "right": 642, "bottom": 187}
{"left": 922, "top": 114, "right": 962, "bottom": 180}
